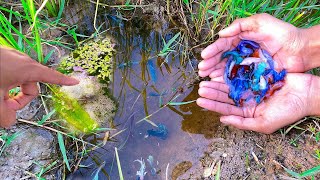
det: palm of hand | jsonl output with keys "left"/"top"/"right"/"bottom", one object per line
{"left": 246, "top": 33, "right": 306, "bottom": 73}
{"left": 197, "top": 74, "right": 313, "bottom": 133}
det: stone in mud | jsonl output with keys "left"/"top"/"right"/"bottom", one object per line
{"left": 171, "top": 161, "right": 193, "bottom": 180}
{"left": 0, "top": 126, "right": 57, "bottom": 180}
{"left": 16, "top": 98, "right": 41, "bottom": 120}
{"left": 60, "top": 72, "right": 116, "bottom": 126}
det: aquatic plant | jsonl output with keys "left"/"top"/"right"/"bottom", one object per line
{"left": 158, "top": 32, "right": 181, "bottom": 58}
{"left": 49, "top": 86, "right": 100, "bottom": 133}
{"left": 60, "top": 38, "right": 114, "bottom": 83}
{"left": 223, "top": 40, "right": 286, "bottom": 106}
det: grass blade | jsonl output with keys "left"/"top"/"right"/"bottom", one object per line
{"left": 300, "top": 165, "right": 320, "bottom": 178}
{"left": 57, "top": 132, "right": 71, "bottom": 171}
{"left": 115, "top": 147, "right": 124, "bottom": 180}
{"left": 37, "top": 110, "right": 56, "bottom": 125}
{"left": 168, "top": 100, "right": 196, "bottom": 106}
{"left": 215, "top": 160, "right": 221, "bottom": 180}
{"left": 43, "top": 49, "right": 55, "bottom": 64}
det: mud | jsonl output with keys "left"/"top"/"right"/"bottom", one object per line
{"left": 0, "top": 126, "right": 58, "bottom": 180}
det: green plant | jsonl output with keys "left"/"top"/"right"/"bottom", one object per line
{"left": 43, "top": 0, "right": 65, "bottom": 19}
{"left": 158, "top": 32, "right": 181, "bottom": 58}
{"left": 32, "top": 160, "right": 58, "bottom": 180}
{"left": 59, "top": 37, "right": 114, "bottom": 82}
{"left": 115, "top": 147, "right": 124, "bottom": 180}
{"left": 49, "top": 85, "right": 100, "bottom": 133}
{"left": 284, "top": 164, "right": 320, "bottom": 179}
{"left": 0, "top": 130, "right": 21, "bottom": 157}
{"left": 21, "top": 0, "right": 44, "bottom": 63}
{"left": 57, "top": 132, "right": 71, "bottom": 171}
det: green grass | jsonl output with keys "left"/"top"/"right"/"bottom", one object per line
{"left": 0, "top": 130, "right": 22, "bottom": 157}
{"left": 115, "top": 147, "right": 124, "bottom": 180}
{"left": 164, "top": 0, "right": 320, "bottom": 64}
{"left": 0, "top": 1, "right": 111, "bottom": 176}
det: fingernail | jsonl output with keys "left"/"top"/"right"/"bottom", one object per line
{"left": 69, "top": 77, "right": 80, "bottom": 84}
{"left": 198, "top": 61, "right": 204, "bottom": 69}
{"left": 218, "top": 28, "right": 229, "bottom": 36}
{"left": 220, "top": 116, "right": 230, "bottom": 125}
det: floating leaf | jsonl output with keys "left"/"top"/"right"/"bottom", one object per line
{"left": 50, "top": 86, "right": 99, "bottom": 133}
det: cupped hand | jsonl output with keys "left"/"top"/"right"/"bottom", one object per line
{"left": 196, "top": 73, "right": 318, "bottom": 134}
{"left": 198, "top": 13, "right": 309, "bottom": 78}
{"left": 0, "top": 46, "right": 79, "bottom": 128}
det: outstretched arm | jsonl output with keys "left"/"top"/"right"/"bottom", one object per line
{"left": 0, "top": 46, "right": 79, "bottom": 128}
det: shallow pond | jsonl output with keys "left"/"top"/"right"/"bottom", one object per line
{"left": 65, "top": 3, "right": 221, "bottom": 179}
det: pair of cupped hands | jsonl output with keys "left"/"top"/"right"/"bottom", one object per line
{"left": 197, "top": 13, "right": 320, "bottom": 133}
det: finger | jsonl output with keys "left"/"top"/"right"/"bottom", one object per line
{"left": 6, "top": 82, "right": 39, "bottom": 110}
{"left": 218, "top": 17, "right": 258, "bottom": 37}
{"left": 198, "top": 52, "right": 223, "bottom": 71}
{"left": 28, "top": 63, "right": 79, "bottom": 86}
{"left": 199, "top": 81, "right": 229, "bottom": 93}
{"left": 220, "top": 115, "right": 268, "bottom": 133}
{"left": 209, "top": 68, "right": 225, "bottom": 79}
{"left": 196, "top": 98, "right": 243, "bottom": 116}
{"left": 211, "top": 76, "right": 225, "bottom": 83}
{"left": 201, "top": 37, "right": 240, "bottom": 59}
{"left": 198, "top": 87, "right": 234, "bottom": 104}
{"left": 198, "top": 61, "right": 226, "bottom": 78}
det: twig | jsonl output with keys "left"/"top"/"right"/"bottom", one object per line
{"left": 17, "top": 119, "right": 99, "bottom": 148}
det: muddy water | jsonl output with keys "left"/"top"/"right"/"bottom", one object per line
{"left": 65, "top": 3, "right": 221, "bottom": 179}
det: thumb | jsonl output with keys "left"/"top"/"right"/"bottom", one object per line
{"left": 220, "top": 115, "right": 266, "bottom": 133}
{"left": 0, "top": 102, "right": 17, "bottom": 128}
{"left": 218, "top": 17, "right": 258, "bottom": 38}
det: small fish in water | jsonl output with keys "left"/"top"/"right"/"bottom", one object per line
{"left": 134, "top": 158, "right": 147, "bottom": 180}
{"left": 147, "top": 155, "right": 157, "bottom": 176}
{"left": 147, "top": 123, "right": 168, "bottom": 140}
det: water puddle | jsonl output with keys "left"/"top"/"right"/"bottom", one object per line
{"left": 64, "top": 3, "right": 221, "bottom": 179}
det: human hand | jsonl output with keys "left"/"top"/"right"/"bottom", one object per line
{"left": 198, "top": 13, "right": 310, "bottom": 79}
{"left": 196, "top": 73, "right": 320, "bottom": 134}
{"left": 0, "top": 46, "right": 79, "bottom": 128}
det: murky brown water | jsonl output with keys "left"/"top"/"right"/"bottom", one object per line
{"left": 63, "top": 2, "right": 221, "bottom": 179}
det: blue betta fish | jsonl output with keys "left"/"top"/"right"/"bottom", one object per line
{"left": 147, "top": 123, "right": 168, "bottom": 140}
{"left": 222, "top": 40, "right": 287, "bottom": 106}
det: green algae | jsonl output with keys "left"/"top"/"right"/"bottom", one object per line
{"left": 50, "top": 86, "right": 99, "bottom": 133}
{"left": 60, "top": 37, "right": 114, "bottom": 83}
